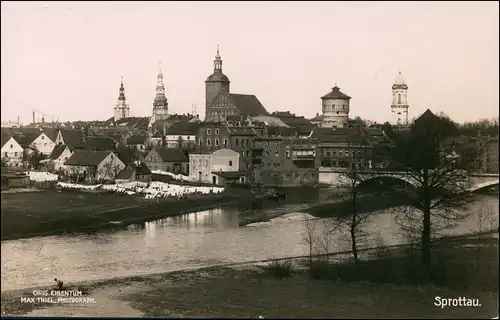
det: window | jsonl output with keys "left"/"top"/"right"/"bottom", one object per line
{"left": 199, "top": 139, "right": 203, "bottom": 146}
{"left": 229, "top": 160, "right": 233, "bottom": 166}
{"left": 326, "top": 151, "right": 331, "bottom": 157}
{"left": 285, "top": 151, "right": 290, "bottom": 159}
{"left": 44, "top": 143, "right": 47, "bottom": 147}
{"left": 275, "top": 142, "right": 278, "bottom": 147}
{"left": 266, "top": 141, "right": 269, "bottom": 146}
{"left": 275, "top": 151, "right": 279, "bottom": 157}
{"left": 207, "top": 129, "right": 211, "bottom": 135}
{"left": 235, "top": 139, "right": 239, "bottom": 146}
{"left": 215, "top": 138, "right": 220, "bottom": 146}
{"left": 265, "top": 151, "right": 269, "bottom": 157}
{"left": 207, "top": 138, "right": 211, "bottom": 146}
{"left": 10, "top": 144, "right": 13, "bottom": 148}
{"left": 14, "top": 152, "right": 17, "bottom": 157}
{"left": 398, "top": 93, "right": 401, "bottom": 104}
{"left": 41, "top": 135, "right": 44, "bottom": 140}
{"left": 215, "top": 128, "right": 219, "bottom": 135}
{"left": 246, "top": 150, "right": 250, "bottom": 156}
{"left": 223, "top": 138, "right": 228, "bottom": 146}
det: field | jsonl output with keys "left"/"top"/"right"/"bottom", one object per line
{"left": 0, "top": 190, "right": 238, "bottom": 240}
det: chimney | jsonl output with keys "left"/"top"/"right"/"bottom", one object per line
{"left": 32, "top": 111, "right": 35, "bottom": 124}
{"left": 42, "top": 116, "right": 45, "bottom": 124}
{"left": 17, "top": 116, "right": 20, "bottom": 126}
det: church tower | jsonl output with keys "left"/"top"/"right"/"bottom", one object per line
{"left": 390, "top": 72, "right": 409, "bottom": 126}
{"left": 205, "top": 45, "right": 230, "bottom": 119}
{"left": 114, "top": 77, "right": 130, "bottom": 122}
{"left": 153, "top": 61, "right": 169, "bottom": 121}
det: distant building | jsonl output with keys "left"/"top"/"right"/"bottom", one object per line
{"left": 1, "top": 133, "right": 23, "bottom": 167}
{"left": 320, "top": 85, "right": 351, "bottom": 128}
{"left": 189, "top": 148, "right": 244, "bottom": 185}
{"left": 251, "top": 136, "right": 319, "bottom": 187}
{"left": 47, "top": 145, "right": 73, "bottom": 173}
{"left": 164, "top": 121, "right": 198, "bottom": 148}
{"left": 144, "top": 147, "right": 189, "bottom": 174}
{"left": 461, "top": 132, "right": 499, "bottom": 174}
{"left": 204, "top": 46, "right": 269, "bottom": 122}
{"left": 310, "top": 127, "right": 394, "bottom": 170}
{"left": 115, "top": 160, "right": 152, "bottom": 183}
{"left": 64, "top": 150, "right": 125, "bottom": 182}
{"left": 114, "top": 77, "right": 130, "bottom": 122}
{"left": 390, "top": 72, "right": 409, "bottom": 126}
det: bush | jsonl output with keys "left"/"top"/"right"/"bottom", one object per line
{"left": 263, "top": 259, "right": 294, "bottom": 279}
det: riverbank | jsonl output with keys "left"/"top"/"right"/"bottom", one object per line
{"left": 2, "top": 233, "right": 497, "bottom": 318}
{"left": 1, "top": 189, "right": 241, "bottom": 241}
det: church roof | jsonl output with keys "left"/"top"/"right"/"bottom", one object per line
{"left": 394, "top": 72, "right": 406, "bottom": 85}
{"left": 165, "top": 121, "right": 199, "bottom": 136}
{"left": 321, "top": 86, "right": 351, "bottom": 100}
{"left": 206, "top": 72, "right": 230, "bottom": 83}
{"left": 229, "top": 93, "right": 269, "bottom": 116}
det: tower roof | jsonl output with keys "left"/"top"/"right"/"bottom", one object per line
{"left": 394, "top": 72, "right": 406, "bottom": 85}
{"left": 206, "top": 45, "right": 230, "bottom": 83}
{"left": 321, "top": 85, "right": 351, "bottom": 100}
{"left": 118, "top": 77, "right": 126, "bottom": 101}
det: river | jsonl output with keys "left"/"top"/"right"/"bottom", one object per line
{"left": 1, "top": 194, "right": 498, "bottom": 292}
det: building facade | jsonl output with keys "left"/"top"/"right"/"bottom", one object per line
{"left": 189, "top": 148, "right": 241, "bottom": 185}
{"left": 1, "top": 135, "right": 24, "bottom": 167}
{"left": 114, "top": 78, "right": 130, "bottom": 122}
{"left": 251, "top": 136, "right": 320, "bottom": 187}
{"left": 320, "top": 85, "right": 351, "bottom": 128}
{"left": 390, "top": 72, "right": 409, "bottom": 126}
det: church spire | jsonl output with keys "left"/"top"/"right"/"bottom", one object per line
{"left": 214, "top": 45, "right": 222, "bottom": 72}
{"left": 118, "top": 76, "right": 126, "bottom": 101}
{"left": 156, "top": 61, "right": 165, "bottom": 96}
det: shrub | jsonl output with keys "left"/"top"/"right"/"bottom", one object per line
{"left": 263, "top": 259, "right": 294, "bottom": 279}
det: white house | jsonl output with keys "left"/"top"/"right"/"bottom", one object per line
{"left": 30, "top": 132, "right": 56, "bottom": 156}
{"left": 189, "top": 148, "right": 242, "bottom": 185}
{"left": 64, "top": 150, "right": 126, "bottom": 182}
{"left": 1, "top": 134, "right": 24, "bottom": 167}
{"left": 48, "top": 145, "right": 73, "bottom": 172}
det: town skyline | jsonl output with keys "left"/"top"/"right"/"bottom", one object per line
{"left": 1, "top": 1, "right": 498, "bottom": 124}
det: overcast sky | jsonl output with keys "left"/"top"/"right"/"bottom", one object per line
{"left": 1, "top": 1, "right": 498, "bottom": 124}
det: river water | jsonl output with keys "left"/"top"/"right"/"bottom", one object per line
{"left": 1, "top": 194, "right": 498, "bottom": 292}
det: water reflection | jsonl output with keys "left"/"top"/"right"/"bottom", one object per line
{"left": 1, "top": 195, "right": 497, "bottom": 292}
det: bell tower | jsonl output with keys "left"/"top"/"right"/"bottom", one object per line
{"left": 114, "top": 77, "right": 130, "bottom": 122}
{"left": 153, "top": 61, "right": 169, "bottom": 121}
{"left": 390, "top": 72, "right": 409, "bottom": 126}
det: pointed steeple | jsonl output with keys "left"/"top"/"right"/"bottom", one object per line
{"left": 156, "top": 61, "right": 165, "bottom": 96}
{"left": 118, "top": 76, "right": 126, "bottom": 101}
{"left": 214, "top": 45, "right": 223, "bottom": 72}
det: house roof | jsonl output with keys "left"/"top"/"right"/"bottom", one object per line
{"left": 310, "top": 113, "right": 324, "bottom": 121}
{"left": 229, "top": 93, "right": 269, "bottom": 116}
{"left": 267, "top": 126, "right": 299, "bottom": 137}
{"left": 64, "top": 150, "right": 114, "bottom": 166}
{"left": 310, "top": 127, "right": 369, "bottom": 146}
{"left": 42, "top": 128, "right": 58, "bottom": 142}
{"left": 60, "top": 129, "right": 85, "bottom": 148}
{"left": 227, "top": 126, "right": 257, "bottom": 136}
{"left": 152, "top": 131, "right": 163, "bottom": 138}
{"left": 49, "top": 145, "right": 67, "bottom": 160}
{"left": 84, "top": 137, "right": 116, "bottom": 151}
{"left": 321, "top": 86, "right": 351, "bottom": 100}
{"left": 115, "top": 117, "right": 150, "bottom": 129}
{"left": 116, "top": 161, "right": 151, "bottom": 179}
{"left": 116, "top": 147, "right": 143, "bottom": 164}
{"left": 12, "top": 132, "right": 40, "bottom": 147}
{"left": 165, "top": 121, "right": 199, "bottom": 136}
{"left": 154, "top": 147, "right": 188, "bottom": 162}
{"left": 127, "top": 134, "right": 148, "bottom": 145}
{"left": 1, "top": 132, "right": 14, "bottom": 148}
{"left": 362, "top": 128, "right": 394, "bottom": 145}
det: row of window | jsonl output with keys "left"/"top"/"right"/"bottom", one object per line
{"left": 323, "top": 150, "right": 364, "bottom": 157}
{"left": 206, "top": 129, "right": 220, "bottom": 135}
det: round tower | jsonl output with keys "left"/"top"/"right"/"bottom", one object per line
{"left": 390, "top": 72, "right": 409, "bottom": 126}
{"left": 205, "top": 45, "right": 230, "bottom": 118}
{"left": 320, "top": 84, "right": 351, "bottom": 128}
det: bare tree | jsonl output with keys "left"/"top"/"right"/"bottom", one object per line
{"left": 383, "top": 110, "right": 484, "bottom": 278}
{"left": 302, "top": 214, "right": 318, "bottom": 268}
{"left": 334, "top": 128, "right": 372, "bottom": 264}
{"left": 103, "top": 161, "right": 116, "bottom": 182}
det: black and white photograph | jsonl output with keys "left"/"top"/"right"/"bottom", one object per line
{"left": 1, "top": 1, "right": 498, "bottom": 318}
